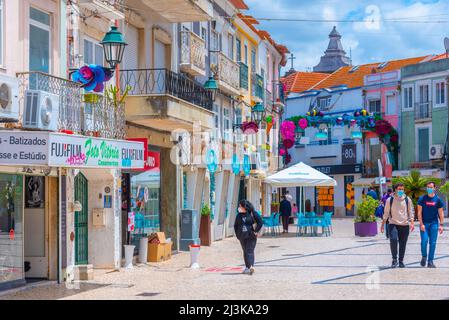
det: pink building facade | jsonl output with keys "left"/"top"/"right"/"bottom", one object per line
{"left": 363, "top": 70, "right": 401, "bottom": 178}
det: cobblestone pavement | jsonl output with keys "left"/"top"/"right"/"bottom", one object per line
{"left": 1, "top": 219, "right": 449, "bottom": 300}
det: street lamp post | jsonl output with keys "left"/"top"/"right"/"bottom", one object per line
{"left": 101, "top": 26, "right": 127, "bottom": 70}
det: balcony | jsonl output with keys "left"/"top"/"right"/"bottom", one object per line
{"left": 251, "top": 72, "right": 264, "bottom": 102}
{"left": 273, "top": 81, "right": 285, "bottom": 108}
{"left": 136, "top": 0, "right": 213, "bottom": 22}
{"left": 78, "top": 0, "right": 125, "bottom": 20}
{"left": 180, "top": 30, "right": 206, "bottom": 77}
{"left": 415, "top": 101, "right": 432, "bottom": 121}
{"left": 120, "top": 68, "right": 214, "bottom": 131}
{"left": 239, "top": 62, "right": 249, "bottom": 91}
{"left": 15, "top": 71, "right": 125, "bottom": 139}
{"left": 215, "top": 52, "right": 240, "bottom": 96}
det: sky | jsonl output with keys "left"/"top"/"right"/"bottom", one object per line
{"left": 243, "top": 0, "right": 449, "bottom": 73}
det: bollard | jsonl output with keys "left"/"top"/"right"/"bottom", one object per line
{"left": 123, "top": 244, "right": 135, "bottom": 269}
{"left": 189, "top": 244, "right": 200, "bottom": 269}
{"left": 138, "top": 237, "right": 148, "bottom": 263}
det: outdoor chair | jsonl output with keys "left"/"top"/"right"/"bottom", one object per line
{"left": 296, "top": 213, "right": 311, "bottom": 236}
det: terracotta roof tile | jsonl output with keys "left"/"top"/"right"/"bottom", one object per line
{"left": 281, "top": 72, "right": 329, "bottom": 94}
{"left": 229, "top": 0, "right": 249, "bottom": 10}
{"left": 311, "top": 56, "right": 430, "bottom": 90}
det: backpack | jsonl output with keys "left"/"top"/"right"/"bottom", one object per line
{"left": 389, "top": 196, "right": 410, "bottom": 220}
{"left": 374, "top": 203, "right": 384, "bottom": 218}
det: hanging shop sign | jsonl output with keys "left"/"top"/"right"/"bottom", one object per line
{"left": 0, "top": 131, "right": 49, "bottom": 166}
{"left": 314, "top": 164, "right": 362, "bottom": 175}
{"left": 0, "top": 131, "right": 145, "bottom": 169}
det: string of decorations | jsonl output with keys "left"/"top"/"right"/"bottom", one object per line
{"left": 71, "top": 64, "right": 113, "bottom": 92}
{"left": 279, "top": 109, "right": 399, "bottom": 167}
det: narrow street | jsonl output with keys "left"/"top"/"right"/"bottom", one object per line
{"left": 2, "top": 219, "right": 448, "bottom": 300}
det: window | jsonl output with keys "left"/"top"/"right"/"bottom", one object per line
{"left": 319, "top": 128, "right": 333, "bottom": 146}
{"left": 236, "top": 38, "right": 241, "bottom": 62}
{"left": 244, "top": 44, "right": 248, "bottom": 65}
{"left": 223, "top": 108, "right": 231, "bottom": 141}
{"left": 29, "top": 7, "right": 51, "bottom": 73}
{"left": 419, "top": 84, "right": 429, "bottom": 103}
{"left": 235, "top": 106, "right": 242, "bottom": 126}
{"left": 192, "top": 22, "right": 200, "bottom": 36}
{"left": 201, "top": 27, "right": 207, "bottom": 43}
{"left": 295, "top": 128, "right": 305, "bottom": 148}
{"left": 317, "top": 96, "right": 331, "bottom": 110}
{"left": 386, "top": 95, "right": 396, "bottom": 115}
{"left": 403, "top": 87, "right": 413, "bottom": 109}
{"left": 436, "top": 81, "right": 445, "bottom": 106}
{"left": 368, "top": 99, "right": 381, "bottom": 114}
{"left": 84, "top": 38, "right": 104, "bottom": 66}
{"left": 251, "top": 48, "right": 256, "bottom": 73}
{"left": 227, "top": 34, "right": 234, "bottom": 60}
{"left": 211, "top": 30, "right": 220, "bottom": 52}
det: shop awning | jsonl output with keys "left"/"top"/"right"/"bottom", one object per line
{"left": 265, "top": 162, "right": 337, "bottom": 187}
{"left": 351, "top": 177, "right": 375, "bottom": 187}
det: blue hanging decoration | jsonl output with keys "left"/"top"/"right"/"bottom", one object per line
{"left": 232, "top": 153, "right": 240, "bottom": 175}
{"left": 243, "top": 154, "right": 251, "bottom": 176}
{"left": 206, "top": 149, "right": 218, "bottom": 174}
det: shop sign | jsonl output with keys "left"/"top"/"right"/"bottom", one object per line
{"left": 127, "top": 138, "right": 160, "bottom": 171}
{"left": 314, "top": 164, "right": 362, "bottom": 175}
{"left": 49, "top": 134, "right": 144, "bottom": 169}
{"left": 0, "top": 131, "right": 48, "bottom": 166}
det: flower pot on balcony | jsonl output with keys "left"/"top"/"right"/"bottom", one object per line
{"left": 199, "top": 214, "right": 211, "bottom": 246}
{"left": 354, "top": 222, "right": 378, "bottom": 237}
{"left": 83, "top": 93, "right": 100, "bottom": 103}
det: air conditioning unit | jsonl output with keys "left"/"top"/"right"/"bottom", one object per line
{"left": 429, "top": 144, "right": 444, "bottom": 160}
{"left": 23, "top": 90, "right": 59, "bottom": 131}
{"left": 0, "top": 74, "right": 19, "bottom": 122}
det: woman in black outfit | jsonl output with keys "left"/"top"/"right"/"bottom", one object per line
{"left": 234, "top": 199, "right": 263, "bottom": 275}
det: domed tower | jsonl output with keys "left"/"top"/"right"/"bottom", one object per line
{"left": 313, "top": 26, "right": 351, "bottom": 73}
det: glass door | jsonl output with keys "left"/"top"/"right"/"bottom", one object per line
{"left": 29, "top": 7, "right": 51, "bottom": 73}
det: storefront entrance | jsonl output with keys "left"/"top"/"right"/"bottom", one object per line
{"left": 24, "top": 176, "right": 48, "bottom": 279}
{"left": 74, "top": 173, "right": 88, "bottom": 265}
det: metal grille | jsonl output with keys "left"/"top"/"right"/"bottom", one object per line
{"left": 239, "top": 62, "right": 248, "bottom": 90}
{"left": 75, "top": 173, "right": 88, "bottom": 265}
{"left": 119, "top": 68, "right": 213, "bottom": 110}
{"left": 415, "top": 101, "right": 432, "bottom": 120}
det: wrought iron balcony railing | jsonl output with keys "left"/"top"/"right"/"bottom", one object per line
{"left": 273, "top": 81, "right": 285, "bottom": 105}
{"left": 16, "top": 71, "right": 125, "bottom": 139}
{"left": 239, "top": 62, "right": 249, "bottom": 90}
{"left": 217, "top": 52, "right": 240, "bottom": 93}
{"left": 119, "top": 68, "right": 213, "bottom": 111}
{"left": 180, "top": 30, "right": 206, "bottom": 76}
{"left": 414, "top": 101, "right": 432, "bottom": 120}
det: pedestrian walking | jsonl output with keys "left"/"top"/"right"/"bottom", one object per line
{"left": 234, "top": 199, "right": 263, "bottom": 275}
{"left": 292, "top": 203, "right": 298, "bottom": 217}
{"left": 280, "top": 195, "right": 292, "bottom": 233}
{"left": 380, "top": 183, "right": 414, "bottom": 268}
{"left": 285, "top": 190, "right": 293, "bottom": 203}
{"left": 417, "top": 182, "right": 445, "bottom": 268}
{"left": 367, "top": 187, "right": 378, "bottom": 200}
{"left": 382, "top": 188, "right": 393, "bottom": 239}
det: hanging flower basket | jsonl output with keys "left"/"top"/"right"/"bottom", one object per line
{"left": 241, "top": 121, "right": 259, "bottom": 135}
{"left": 83, "top": 93, "right": 100, "bottom": 103}
{"left": 282, "top": 138, "right": 294, "bottom": 149}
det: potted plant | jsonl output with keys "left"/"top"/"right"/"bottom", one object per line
{"left": 392, "top": 170, "right": 441, "bottom": 220}
{"left": 199, "top": 204, "right": 212, "bottom": 246}
{"left": 354, "top": 196, "right": 378, "bottom": 237}
{"left": 270, "top": 202, "right": 280, "bottom": 213}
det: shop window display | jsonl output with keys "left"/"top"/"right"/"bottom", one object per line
{"left": 0, "top": 174, "right": 24, "bottom": 284}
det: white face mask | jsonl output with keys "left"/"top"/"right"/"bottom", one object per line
{"left": 238, "top": 208, "right": 245, "bottom": 213}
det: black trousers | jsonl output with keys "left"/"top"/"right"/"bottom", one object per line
{"left": 281, "top": 215, "right": 290, "bottom": 232}
{"left": 388, "top": 224, "right": 410, "bottom": 262}
{"left": 239, "top": 236, "right": 257, "bottom": 268}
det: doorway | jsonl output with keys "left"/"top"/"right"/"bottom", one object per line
{"left": 74, "top": 173, "right": 88, "bottom": 265}
{"left": 24, "top": 176, "right": 47, "bottom": 279}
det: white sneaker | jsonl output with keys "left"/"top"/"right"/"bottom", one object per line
{"left": 242, "top": 268, "right": 250, "bottom": 274}
{"left": 249, "top": 266, "right": 255, "bottom": 275}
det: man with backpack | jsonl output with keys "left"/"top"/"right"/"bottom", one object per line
{"left": 381, "top": 183, "right": 415, "bottom": 268}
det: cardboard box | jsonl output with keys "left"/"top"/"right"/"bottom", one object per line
{"left": 148, "top": 243, "right": 165, "bottom": 262}
{"left": 148, "top": 232, "right": 166, "bottom": 244}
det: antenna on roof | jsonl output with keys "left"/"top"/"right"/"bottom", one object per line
{"left": 444, "top": 37, "right": 449, "bottom": 58}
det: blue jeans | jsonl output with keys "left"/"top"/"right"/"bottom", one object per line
{"left": 420, "top": 223, "right": 439, "bottom": 262}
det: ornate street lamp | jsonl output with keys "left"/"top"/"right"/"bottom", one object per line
{"left": 251, "top": 102, "right": 265, "bottom": 124}
{"left": 204, "top": 76, "right": 218, "bottom": 102}
{"left": 101, "top": 26, "right": 127, "bottom": 70}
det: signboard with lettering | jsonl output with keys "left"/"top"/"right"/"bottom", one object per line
{"left": 342, "top": 144, "right": 357, "bottom": 165}
{"left": 48, "top": 133, "right": 145, "bottom": 169}
{"left": 0, "top": 131, "right": 48, "bottom": 166}
{"left": 127, "top": 138, "right": 160, "bottom": 172}
{"left": 314, "top": 164, "right": 362, "bottom": 175}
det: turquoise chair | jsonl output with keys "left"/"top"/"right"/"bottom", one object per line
{"left": 296, "top": 213, "right": 311, "bottom": 236}
{"left": 323, "top": 212, "right": 333, "bottom": 235}
{"left": 263, "top": 212, "right": 279, "bottom": 236}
